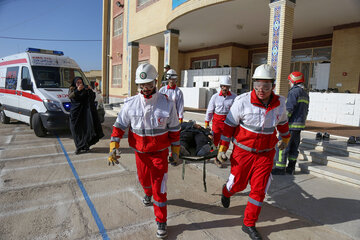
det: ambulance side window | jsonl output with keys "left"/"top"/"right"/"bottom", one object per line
{"left": 21, "top": 67, "right": 31, "bottom": 81}
{"left": 5, "top": 67, "right": 19, "bottom": 90}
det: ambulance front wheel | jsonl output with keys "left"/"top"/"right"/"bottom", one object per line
{"left": 0, "top": 110, "right": 10, "bottom": 124}
{"left": 32, "top": 113, "right": 47, "bottom": 137}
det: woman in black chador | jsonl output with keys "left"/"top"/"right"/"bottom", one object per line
{"left": 69, "top": 77, "right": 104, "bottom": 154}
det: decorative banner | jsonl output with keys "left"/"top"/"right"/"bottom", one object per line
{"left": 172, "top": 0, "right": 189, "bottom": 9}
{"left": 271, "top": 5, "right": 281, "bottom": 72}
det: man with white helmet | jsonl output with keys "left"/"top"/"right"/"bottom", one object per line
{"left": 272, "top": 71, "right": 309, "bottom": 175}
{"left": 205, "top": 75, "right": 236, "bottom": 167}
{"left": 108, "top": 63, "right": 181, "bottom": 239}
{"left": 217, "top": 64, "right": 290, "bottom": 240}
{"left": 159, "top": 69, "right": 184, "bottom": 123}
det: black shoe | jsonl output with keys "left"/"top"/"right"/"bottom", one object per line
{"left": 242, "top": 224, "right": 263, "bottom": 240}
{"left": 286, "top": 160, "right": 296, "bottom": 175}
{"left": 143, "top": 195, "right": 152, "bottom": 206}
{"left": 323, "top": 132, "right": 330, "bottom": 141}
{"left": 75, "top": 149, "right": 81, "bottom": 155}
{"left": 348, "top": 136, "right": 356, "bottom": 144}
{"left": 156, "top": 221, "right": 167, "bottom": 239}
{"left": 221, "top": 194, "right": 230, "bottom": 208}
{"left": 285, "top": 167, "right": 295, "bottom": 175}
{"left": 271, "top": 168, "right": 285, "bottom": 175}
{"left": 315, "top": 132, "right": 322, "bottom": 141}
{"left": 221, "top": 185, "right": 230, "bottom": 208}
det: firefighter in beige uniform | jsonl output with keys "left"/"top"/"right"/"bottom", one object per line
{"left": 108, "top": 63, "right": 180, "bottom": 239}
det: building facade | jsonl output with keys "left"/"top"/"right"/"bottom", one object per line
{"left": 102, "top": 0, "right": 360, "bottom": 104}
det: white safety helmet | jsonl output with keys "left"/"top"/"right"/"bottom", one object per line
{"left": 219, "top": 76, "right": 231, "bottom": 86}
{"left": 135, "top": 63, "right": 158, "bottom": 84}
{"left": 252, "top": 64, "right": 276, "bottom": 81}
{"left": 166, "top": 69, "right": 177, "bottom": 80}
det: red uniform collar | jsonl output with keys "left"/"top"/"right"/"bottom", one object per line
{"left": 219, "top": 91, "right": 232, "bottom": 96}
{"left": 167, "top": 84, "right": 176, "bottom": 90}
{"left": 250, "top": 89, "right": 280, "bottom": 110}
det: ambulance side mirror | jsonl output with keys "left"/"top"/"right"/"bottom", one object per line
{"left": 21, "top": 78, "right": 34, "bottom": 92}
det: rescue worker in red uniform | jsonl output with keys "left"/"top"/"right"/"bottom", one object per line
{"left": 205, "top": 76, "right": 236, "bottom": 167}
{"left": 159, "top": 69, "right": 184, "bottom": 123}
{"left": 108, "top": 63, "right": 181, "bottom": 239}
{"left": 217, "top": 64, "right": 290, "bottom": 240}
{"left": 272, "top": 71, "right": 309, "bottom": 175}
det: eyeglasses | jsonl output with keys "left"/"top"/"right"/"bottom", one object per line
{"left": 139, "top": 81, "right": 155, "bottom": 90}
{"left": 253, "top": 82, "right": 273, "bottom": 92}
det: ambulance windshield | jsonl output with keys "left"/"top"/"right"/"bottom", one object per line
{"left": 32, "top": 66, "right": 89, "bottom": 88}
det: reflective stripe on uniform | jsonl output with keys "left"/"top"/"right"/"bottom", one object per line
{"left": 276, "top": 163, "right": 286, "bottom": 167}
{"left": 297, "top": 98, "right": 309, "bottom": 104}
{"left": 240, "top": 121, "right": 275, "bottom": 134}
{"left": 131, "top": 128, "right": 169, "bottom": 136}
{"left": 221, "top": 135, "right": 231, "bottom": 142}
{"left": 289, "top": 124, "right": 305, "bottom": 129}
{"left": 224, "top": 118, "right": 238, "bottom": 127}
{"left": 248, "top": 197, "right": 262, "bottom": 207}
{"left": 153, "top": 200, "right": 167, "bottom": 207}
{"left": 111, "top": 137, "right": 120, "bottom": 142}
{"left": 233, "top": 139, "right": 273, "bottom": 153}
{"left": 279, "top": 131, "right": 290, "bottom": 137}
{"left": 168, "top": 124, "right": 181, "bottom": 131}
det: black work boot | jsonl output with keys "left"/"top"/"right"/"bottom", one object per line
{"left": 242, "top": 223, "right": 263, "bottom": 240}
{"left": 156, "top": 221, "right": 167, "bottom": 239}
{"left": 271, "top": 168, "right": 285, "bottom": 175}
{"left": 143, "top": 195, "right": 152, "bottom": 206}
{"left": 221, "top": 184, "right": 230, "bottom": 208}
{"left": 286, "top": 161, "right": 297, "bottom": 175}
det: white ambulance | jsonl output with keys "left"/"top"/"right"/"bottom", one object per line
{"left": 0, "top": 48, "right": 105, "bottom": 137}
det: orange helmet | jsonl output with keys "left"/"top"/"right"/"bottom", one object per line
{"left": 288, "top": 72, "right": 304, "bottom": 84}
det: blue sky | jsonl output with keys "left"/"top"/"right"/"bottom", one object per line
{"left": 0, "top": 0, "right": 103, "bottom": 71}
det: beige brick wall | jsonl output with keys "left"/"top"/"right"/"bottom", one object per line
{"left": 329, "top": 27, "right": 360, "bottom": 93}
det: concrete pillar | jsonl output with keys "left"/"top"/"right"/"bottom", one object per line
{"left": 128, "top": 42, "right": 139, "bottom": 96}
{"left": 164, "top": 29, "right": 179, "bottom": 85}
{"left": 150, "top": 46, "right": 164, "bottom": 89}
{"left": 268, "top": 0, "right": 296, "bottom": 97}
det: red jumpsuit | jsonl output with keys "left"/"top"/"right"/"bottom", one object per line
{"left": 220, "top": 90, "right": 290, "bottom": 226}
{"left": 110, "top": 91, "right": 180, "bottom": 223}
{"left": 205, "top": 91, "right": 236, "bottom": 146}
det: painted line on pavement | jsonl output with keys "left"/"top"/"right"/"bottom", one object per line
{"left": 56, "top": 136, "right": 109, "bottom": 240}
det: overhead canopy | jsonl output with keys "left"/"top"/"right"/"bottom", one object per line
{"left": 136, "top": 0, "right": 360, "bottom": 51}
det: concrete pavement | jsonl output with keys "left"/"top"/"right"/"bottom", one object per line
{"left": 1, "top": 109, "right": 358, "bottom": 239}
{"left": 104, "top": 108, "right": 360, "bottom": 240}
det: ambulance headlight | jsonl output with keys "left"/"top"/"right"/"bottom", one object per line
{"left": 43, "top": 99, "right": 62, "bottom": 111}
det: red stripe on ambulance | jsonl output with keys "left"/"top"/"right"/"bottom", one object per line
{"left": 0, "top": 58, "right": 27, "bottom": 66}
{"left": 0, "top": 89, "right": 42, "bottom": 102}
